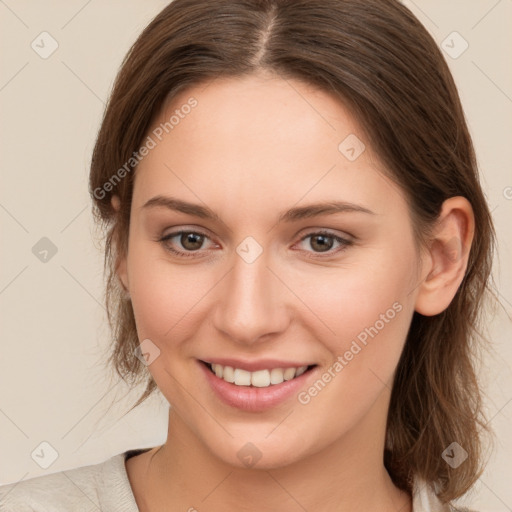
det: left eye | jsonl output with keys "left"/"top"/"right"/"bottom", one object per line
{"left": 296, "top": 231, "right": 351, "bottom": 255}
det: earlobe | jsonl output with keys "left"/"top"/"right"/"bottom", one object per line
{"left": 414, "top": 197, "right": 475, "bottom": 316}
{"left": 117, "top": 257, "right": 130, "bottom": 299}
{"left": 110, "top": 194, "right": 130, "bottom": 298}
{"left": 111, "top": 194, "right": 121, "bottom": 212}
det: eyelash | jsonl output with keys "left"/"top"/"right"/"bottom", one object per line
{"left": 157, "top": 229, "right": 353, "bottom": 259}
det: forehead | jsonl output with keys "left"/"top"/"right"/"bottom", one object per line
{"left": 132, "top": 73, "right": 404, "bottom": 219}
{"left": 158, "top": 72, "right": 362, "bottom": 159}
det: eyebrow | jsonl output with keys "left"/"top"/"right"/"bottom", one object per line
{"left": 141, "top": 195, "right": 375, "bottom": 223}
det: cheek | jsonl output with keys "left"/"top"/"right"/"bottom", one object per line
{"left": 126, "top": 242, "right": 216, "bottom": 341}
{"left": 294, "top": 246, "right": 418, "bottom": 425}
{"left": 303, "top": 247, "right": 417, "bottom": 353}
{"left": 126, "top": 245, "right": 212, "bottom": 397}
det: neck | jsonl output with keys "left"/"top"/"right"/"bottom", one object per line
{"left": 137, "top": 393, "right": 412, "bottom": 512}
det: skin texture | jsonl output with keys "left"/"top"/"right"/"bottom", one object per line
{"left": 116, "top": 71, "right": 474, "bottom": 512}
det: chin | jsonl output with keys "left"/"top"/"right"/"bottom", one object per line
{"left": 204, "top": 432, "right": 312, "bottom": 470}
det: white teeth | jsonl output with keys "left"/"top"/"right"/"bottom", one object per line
{"left": 222, "top": 366, "right": 235, "bottom": 383}
{"left": 283, "top": 367, "right": 296, "bottom": 381}
{"left": 213, "top": 363, "right": 223, "bottom": 378}
{"left": 251, "top": 370, "right": 270, "bottom": 387}
{"left": 295, "top": 365, "right": 308, "bottom": 377}
{"left": 269, "top": 368, "right": 285, "bottom": 385}
{"left": 208, "top": 363, "right": 311, "bottom": 388}
{"left": 233, "top": 368, "right": 251, "bottom": 386}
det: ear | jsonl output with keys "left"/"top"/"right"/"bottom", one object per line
{"left": 111, "top": 195, "right": 130, "bottom": 297}
{"left": 414, "top": 196, "right": 475, "bottom": 316}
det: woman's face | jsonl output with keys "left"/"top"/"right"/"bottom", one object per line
{"left": 118, "top": 72, "right": 425, "bottom": 469}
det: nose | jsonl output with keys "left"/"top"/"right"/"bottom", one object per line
{"left": 212, "top": 250, "right": 291, "bottom": 346}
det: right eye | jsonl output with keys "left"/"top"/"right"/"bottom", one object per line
{"left": 158, "top": 230, "right": 217, "bottom": 258}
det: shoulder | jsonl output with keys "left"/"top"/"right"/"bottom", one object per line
{"left": 0, "top": 450, "right": 141, "bottom": 512}
{"left": 412, "top": 476, "right": 479, "bottom": 512}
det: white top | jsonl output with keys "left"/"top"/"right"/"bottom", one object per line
{"left": 0, "top": 449, "right": 473, "bottom": 511}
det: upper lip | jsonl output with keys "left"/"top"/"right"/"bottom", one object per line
{"left": 200, "top": 358, "right": 316, "bottom": 372}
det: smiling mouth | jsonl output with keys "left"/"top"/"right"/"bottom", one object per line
{"left": 201, "top": 361, "right": 317, "bottom": 388}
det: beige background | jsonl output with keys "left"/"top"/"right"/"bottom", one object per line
{"left": 0, "top": 1, "right": 511, "bottom": 510}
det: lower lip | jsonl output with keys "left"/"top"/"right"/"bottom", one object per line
{"left": 199, "top": 361, "right": 316, "bottom": 412}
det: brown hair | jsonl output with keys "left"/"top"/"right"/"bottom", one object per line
{"left": 89, "top": 0, "right": 495, "bottom": 503}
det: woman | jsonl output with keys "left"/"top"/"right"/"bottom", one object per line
{"left": 0, "top": 0, "right": 495, "bottom": 510}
